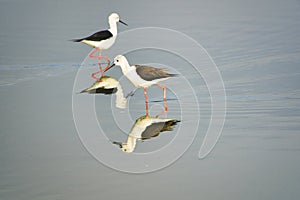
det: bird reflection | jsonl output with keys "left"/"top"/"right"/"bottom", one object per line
{"left": 80, "top": 76, "right": 127, "bottom": 109}
{"left": 113, "top": 115, "right": 180, "bottom": 153}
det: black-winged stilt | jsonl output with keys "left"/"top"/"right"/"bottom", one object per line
{"left": 72, "top": 13, "right": 127, "bottom": 80}
{"left": 105, "top": 55, "right": 177, "bottom": 116}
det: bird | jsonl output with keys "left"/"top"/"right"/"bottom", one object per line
{"left": 71, "top": 13, "right": 128, "bottom": 80}
{"left": 80, "top": 76, "right": 118, "bottom": 94}
{"left": 80, "top": 76, "right": 127, "bottom": 109}
{"left": 104, "top": 55, "right": 178, "bottom": 116}
{"left": 113, "top": 115, "right": 180, "bottom": 153}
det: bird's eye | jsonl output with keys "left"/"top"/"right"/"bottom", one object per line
{"left": 116, "top": 59, "right": 119, "bottom": 62}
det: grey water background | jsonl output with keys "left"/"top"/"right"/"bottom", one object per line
{"left": 1, "top": 0, "right": 300, "bottom": 199}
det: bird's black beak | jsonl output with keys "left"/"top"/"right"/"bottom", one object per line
{"left": 113, "top": 141, "right": 123, "bottom": 148}
{"left": 119, "top": 20, "right": 128, "bottom": 26}
{"left": 104, "top": 63, "right": 115, "bottom": 72}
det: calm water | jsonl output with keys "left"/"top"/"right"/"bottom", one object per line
{"left": 1, "top": 0, "right": 300, "bottom": 199}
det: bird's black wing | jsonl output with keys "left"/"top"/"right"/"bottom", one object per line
{"left": 72, "top": 30, "right": 113, "bottom": 42}
{"left": 80, "top": 87, "right": 117, "bottom": 94}
{"left": 141, "top": 120, "right": 180, "bottom": 140}
{"left": 141, "top": 122, "right": 165, "bottom": 140}
{"left": 135, "top": 65, "right": 177, "bottom": 81}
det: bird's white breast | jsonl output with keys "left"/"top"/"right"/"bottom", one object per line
{"left": 125, "top": 69, "right": 160, "bottom": 88}
{"left": 82, "top": 36, "right": 116, "bottom": 49}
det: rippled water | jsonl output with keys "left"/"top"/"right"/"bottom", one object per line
{"left": 1, "top": 0, "right": 300, "bottom": 199}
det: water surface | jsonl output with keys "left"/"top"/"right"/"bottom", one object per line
{"left": 1, "top": 0, "right": 300, "bottom": 199}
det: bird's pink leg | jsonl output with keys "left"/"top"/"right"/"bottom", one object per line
{"left": 91, "top": 70, "right": 102, "bottom": 81}
{"left": 89, "top": 48, "right": 102, "bottom": 75}
{"left": 89, "top": 48, "right": 111, "bottom": 81}
{"left": 88, "top": 48, "right": 100, "bottom": 58}
{"left": 102, "top": 55, "right": 111, "bottom": 72}
{"left": 89, "top": 48, "right": 102, "bottom": 81}
{"left": 155, "top": 84, "right": 168, "bottom": 116}
{"left": 144, "top": 88, "right": 149, "bottom": 116}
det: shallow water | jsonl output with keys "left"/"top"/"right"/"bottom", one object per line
{"left": 1, "top": 0, "right": 300, "bottom": 199}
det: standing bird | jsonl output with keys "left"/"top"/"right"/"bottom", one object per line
{"left": 113, "top": 115, "right": 180, "bottom": 153}
{"left": 105, "top": 55, "right": 177, "bottom": 116}
{"left": 72, "top": 13, "right": 127, "bottom": 80}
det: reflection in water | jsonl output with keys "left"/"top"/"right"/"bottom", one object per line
{"left": 113, "top": 115, "right": 180, "bottom": 153}
{"left": 80, "top": 76, "right": 127, "bottom": 109}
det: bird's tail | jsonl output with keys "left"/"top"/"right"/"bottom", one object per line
{"left": 168, "top": 73, "right": 179, "bottom": 77}
{"left": 161, "top": 120, "right": 181, "bottom": 132}
{"left": 70, "top": 38, "right": 82, "bottom": 42}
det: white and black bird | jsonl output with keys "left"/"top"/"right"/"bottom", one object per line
{"left": 72, "top": 13, "right": 127, "bottom": 50}
{"left": 72, "top": 13, "right": 127, "bottom": 79}
{"left": 113, "top": 115, "right": 180, "bottom": 153}
{"left": 105, "top": 55, "right": 177, "bottom": 116}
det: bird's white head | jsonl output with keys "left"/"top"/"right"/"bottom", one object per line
{"left": 108, "top": 13, "right": 128, "bottom": 26}
{"left": 109, "top": 13, "right": 120, "bottom": 22}
{"left": 113, "top": 55, "right": 128, "bottom": 66}
{"left": 113, "top": 55, "right": 131, "bottom": 73}
{"left": 113, "top": 141, "right": 134, "bottom": 153}
{"left": 104, "top": 55, "right": 130, "bottom": 74}
{"left": 120, "top": 143, "right": 134, "bottom": 153}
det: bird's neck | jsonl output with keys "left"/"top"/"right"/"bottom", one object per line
{"left": 120, "top": 62, "right": 131, "bottom": 75}
{"left": 108, "top": 21, "right": 117, "bottom": 35}
{"left": 124, "top": 136, "right": 136, "bottom": 153}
